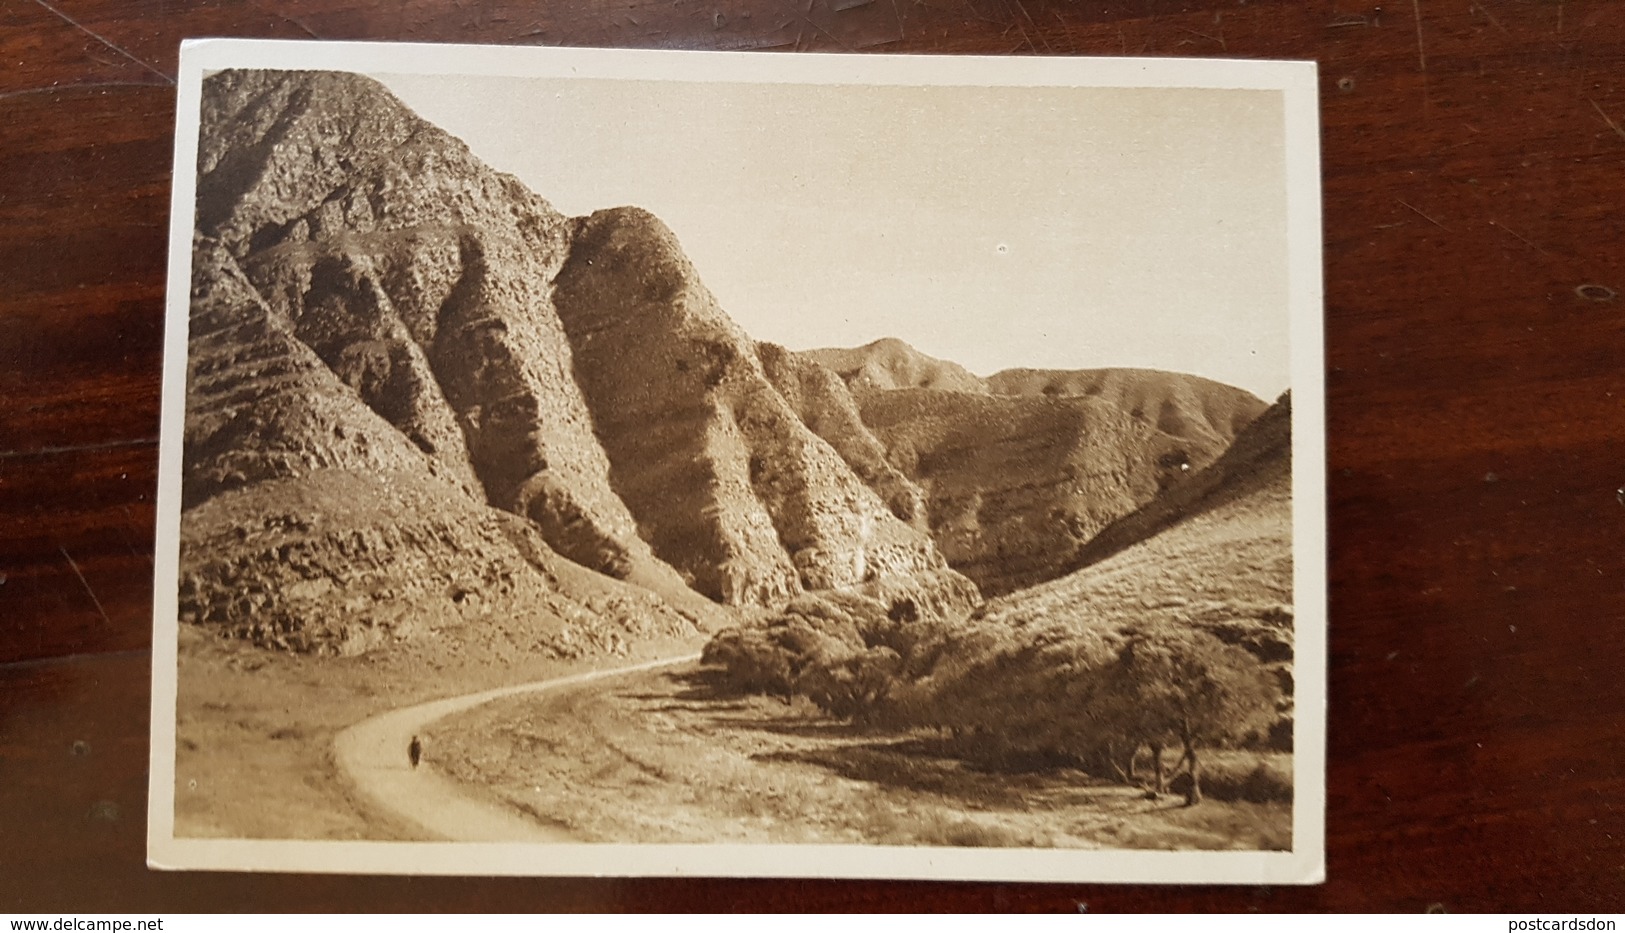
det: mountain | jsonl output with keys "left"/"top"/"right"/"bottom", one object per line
{"left": 1065, "top": 390, "right": 1291, "bottom": 573}
{"left": 196, "top": 68, "right": 656, "bottom": 583}
{"left": 181, "top": 230, "right": 698, "bottom": 658}
{"left": 802, "top": 338, "right": 988, "bottom": 394}
{"left": 800, "top": 341, "right": 1269, "bottom": 453}
{"left": 181, "top": 69, "right": 977, "bottom": 654}
{"left": 548, "top": 206, "right": 974, "bottom": 611}
{"left": 974, "top": 393, "right": 1295, "bottom": 742}
{"left": 183, "top": 67, "right": 1283, "bottom": 660}
{"left": 754, "top": 342, "right": 927, "bottom": 531}
{"left": 794, "top": 339, "right": 1268, "bottom": 595}
{"left": 852, "top": 386, "right": 1199, "bottom": 595}
{"left": 985, "top": 367, "right": 1268, "bottom": 452}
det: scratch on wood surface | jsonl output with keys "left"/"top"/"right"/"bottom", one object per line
{"left": 60, "top": 547, "right": 112, "bottom": 627}
{"left": 1410, "top": 0, "right": 1428, "bottom": 71}
{"left": 1471, "top": 3, "right": 1510, "bottom": 36}
{"left": 31, "top": 0, "right": 174, "bottom": 85}
{"left": 1011, "top": 0, "right": 1053, "bottom": 53}
{"left": 273, "top": 10, "right": 322, "bottom": 39}
{"left": 0, "top": 81, "right": 168, "bottom": 103}
{"left": 1588, "top": 99, "right": 1625, "bottom": 143}
{"left": 120, "top": 505, "right": 154, "bottom": 566}
{"left": 1396, "top": 198, "right": 1447, "bottom": 229}
{"left": 0, "top": 437, "right": 159, "bottom": 461}
{"left": 1006, "top": 13, "right": 1035, "bottom": 51}
{"left": 999, "top": 0, "right": 1037, "bottom": 53}
{"left": 1178, "top": 26, "right": 1226, "bottom": 51}
{"left": 1490, "top": 220, "right": 1549, "bottom": 255}
{"left": 801, "top": 15, "right": 854, "bottom": 51}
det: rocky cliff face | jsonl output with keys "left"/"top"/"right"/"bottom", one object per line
{"left": 183, "top": 67, "right": 1276, "bottom": 656}
{"left": 550, "top": 208, "right": 973, "bottom": 611}
{"left": 978, "top": 393, "right": 1295, "bottom": 745}
{"left": 180, "top": 237, "right": 694, "bottom": 657}
{"left": 984, "top": 367, "right": 1268, "bottom": 453}
{"left": 196, "top": 69, "right": 655, "bottom": 581}
{"left": 755, "top": 342, "right": 927, "bottom": 530}
{"left": 796, "top": 340, "right": 1267, "bottom": 596}
{"left": 182, "top": 70, "right": 980, "bottom": 654}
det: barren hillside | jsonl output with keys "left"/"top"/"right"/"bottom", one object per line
{"left": 984, "top": 393, "right": 1292, "bottom": 631}
{"left": 182, "top": 70, "right": 981, "bottom": 656}
{"left": 975, "top": 394, "right": 1295, "bottom": 741}
{"left": 986, "top": 367, "right": 1268, "bottom": 451}
{"left": 802, "top": 337, "right": 988, "bottom": 394}
{"left": 796, "top": 339, "right": 1264, "bottom": 595}
{"left": 550, "top": 207, "right": 974, "bottom": 612}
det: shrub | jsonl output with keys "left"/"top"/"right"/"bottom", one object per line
{"left": 701, "top": 627, "right": 795, "bottom": 697}
{"left": 702, "top": 591, "right": 937, "bottom": 717}
{"left": 1167, "top": 755, "right": 1292, "bottom": 804}
{"left": 706, "top": 597, "right": 1284, "bottom": 807}
{"left": 1103, "top": 626, "right": 1282, "bottom": 804}
{"left": 796, "top": 646, "right": 903, "bottom": 720}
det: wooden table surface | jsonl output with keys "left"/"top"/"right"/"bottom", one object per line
{"left": 3, "top": 0, "right": 1623, "bottom": 913}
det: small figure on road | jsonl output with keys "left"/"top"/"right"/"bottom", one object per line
{"left": 408, "top": 735, "right": 423, "bottom": 769}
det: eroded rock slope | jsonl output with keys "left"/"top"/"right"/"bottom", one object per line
{"left": 182, "top": 69, "right": 979, "bottom": 653}
{"left": 551, "top": 208, "right": 974, "bottom": 612}
{"left": 978, "top": 393, "right": 1296, "bottom": 745}
{"left": 799, "top": 339, "right": 1268, "bottom": 595}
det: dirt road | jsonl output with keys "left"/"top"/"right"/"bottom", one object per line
{"left": 332, "top": 653, "right": 700, "bottom": 842}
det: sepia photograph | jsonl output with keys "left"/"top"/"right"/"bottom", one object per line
{"left": 147, "top": 39, "right": 1325, "bottom": 883}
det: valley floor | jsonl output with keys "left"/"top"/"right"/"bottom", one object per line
{"left": 427, "top": 662, "right": 1292, "bottom": 851}
{"left": 170, "top": 624, "right": 708, "bottom": 840}
{"left": 174, "top": 630, "right": 1288, "bottom": 851}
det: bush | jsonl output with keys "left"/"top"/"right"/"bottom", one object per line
{"left": 701, "top": 626, "right": 796, "bottom": 696}
{"left": 1167, "top": 755, "right": 1292, "bottom": 804}
{"left": 796, "top": 646, "right": 903, "bottom": 719}
{"left": 702, "top": 591, "right": 947, "bottom": 717}
{"left": 706, "top": 597, "right": 1287, "bottom": 806}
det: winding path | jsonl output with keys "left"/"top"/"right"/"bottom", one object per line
{"left": 333, "top": 653, "right": 700, "bottom": 842}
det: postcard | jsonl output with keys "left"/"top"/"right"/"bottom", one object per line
{"left": 148, "top": 38, "right": 1324, "bottom": 883}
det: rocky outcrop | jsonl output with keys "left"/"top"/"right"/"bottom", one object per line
{"left": 802, "top": 338, "right": 989, "bottom": 394}
{"left": 182, "top": 69, "right": 980, "bottom": 656}
{"left": 180, "top": 240, "right": 697, "bottom": 657}
{"left": 853, "top": 386, "right": 1214, "bottom": 595}
{"left": 985, "top": 367, "right": 1268, "bottom": 452}
{"left": 197, "top": 68, "right": 655, "bottom": 580}
{"left": 179, "top": 468, "right": 698, "bottom": 660}
{"left": 550, "top": 207, "right": 976, "bottom": 612}
{"left": 182, "top": 241, "right": 459, "bottom": 509}
{"left": 755, "top": 342, "right": 927, "bottom": 529}
{"left": 1067, "top": 391, "right": 1291, "bottom": 572}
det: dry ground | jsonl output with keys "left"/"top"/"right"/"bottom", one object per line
{"left": 428, "top": 662, "right": 1292, "bottom": 850}
{"left": 170, "top": 623, "right": 709, "bottom": 839}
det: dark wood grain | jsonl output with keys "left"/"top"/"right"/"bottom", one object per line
{"left": 4, "top": 0, "right": 1624, "bottom": 912}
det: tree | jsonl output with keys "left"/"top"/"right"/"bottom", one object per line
{"left": 1108, "top": 627, "right": 1280, "bottom": 806}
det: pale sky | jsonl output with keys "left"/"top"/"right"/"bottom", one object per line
{"left": 377, "top": 73, "right": 1289, "bottom": 398}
